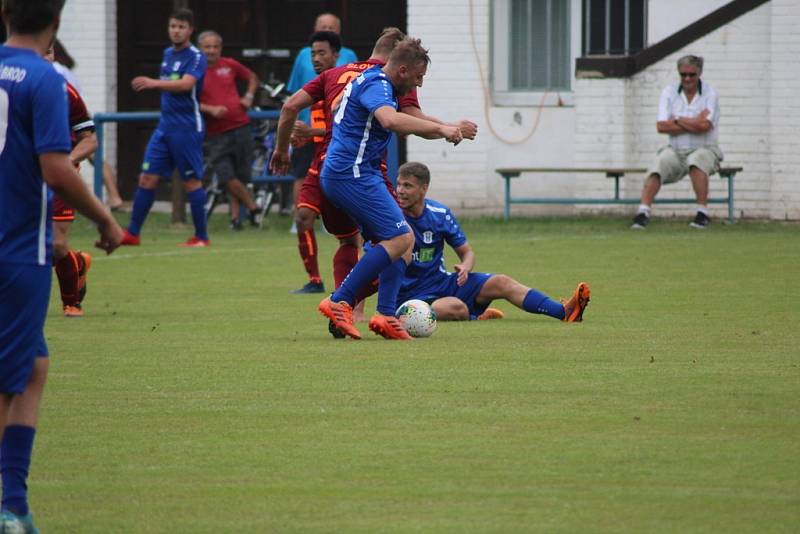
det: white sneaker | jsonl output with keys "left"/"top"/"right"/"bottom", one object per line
{"left": 289, "top": 221, "right": 297, "bottom": 234}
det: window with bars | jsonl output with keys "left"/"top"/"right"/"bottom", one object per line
{"left": 492, "top": 0, "right": 572, "bottom": 103}
{"left": 583, "top": 0, "right": 647, "bottom": 56}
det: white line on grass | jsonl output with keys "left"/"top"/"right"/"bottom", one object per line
{"left": 92, "top": 247, "right": 267, "bottom": 261}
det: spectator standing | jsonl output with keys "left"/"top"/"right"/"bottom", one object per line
{"left": 198, "top": 30, "right": 261, "bottom": 230}
{"left": 631, "top": 55, "right": 722, "bottom": 229}
{"left": 120, "top": 8, "right": 210, "bottom": 247}
{"left": 0, "top": 1, "right": 122, "bottom": 531}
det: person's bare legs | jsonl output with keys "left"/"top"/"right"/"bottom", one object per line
{"left": 640, "top": 173, "right": 662, "bottom": 206}
{"left": 102, "top": 161, "right": 123, "bottom": 209}
{"left": 688, "top": 166, "right": 709, "bottom": 205}
{"left": 431, "top": 297, "right": 470, "bottom": 321}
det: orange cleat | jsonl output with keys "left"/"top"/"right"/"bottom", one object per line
{"left": 318, "top": 298, "right": 361, "bottom": 339}
{"left": 178, "top": 236, "right": 210, "bottom": 247}
{"left": 120, "top": 230, "right": 140, "bottom": 246}
{"left": 562, "top": 282, "right": 591, "bottom": 322}
{"left": 63, "top": 304, "right": 83, "bottom": 317}
{"left": 477, "top": 307, "right": 505, "bottom": 320}
{"left": 368, "top": 314, "right": 413, "bottom": 340}
{"left": 77, "top": 251, "right": 92, "bottom": 304}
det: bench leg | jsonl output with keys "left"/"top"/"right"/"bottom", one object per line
{"left": 725, "top": 172, "right": 736, "bottom": 224}
{"left": 504, "top": 177, "right": 511, "bottom": 221}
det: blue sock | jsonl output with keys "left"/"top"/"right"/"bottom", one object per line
{"left": 187, "top": 188, "right": 209, "bottom": 241}
{"left": 1, "top": 425, "right": 35, "bottom": 516}
{"left": 523, "top": 289, "right": 565, "bottom": 320}
{"left": 127, "top": 187, "right": 155, "bottom": 236}
{"left": 376, "top": 258, "right": 407, "bottom": 316}
{"left": 332, "top": 244, "right": 392, "bottom": 306}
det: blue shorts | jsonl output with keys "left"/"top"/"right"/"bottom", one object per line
{"left": 320, "top": 173, "right": 410, "bottom": 242}
{"left": 398, "top": 272, "right": 494, "bottom": 319}
{"left": 0, "top": 263, "right": 50, "bottom": 394}
{"left": 142, "top": 128, "right": 204, "bottom": 181}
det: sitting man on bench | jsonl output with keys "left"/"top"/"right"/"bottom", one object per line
{"left": 632, "top": 54, "right": 723, "bottom": 229}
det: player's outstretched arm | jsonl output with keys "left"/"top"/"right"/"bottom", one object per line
{"left": 375, "top": 106, "right": 462, "bottom": 144}
{"left": 401, "top": 106, "right": 478, "bottom": 140}
{"left": 269, "top": 89, "right": 314, "bottom": 175}
{"left": 131, "top": 74, "right": 197, "bottom": 93}
{"left": 40, "top": 153, "right": 123, "bottom": 253}
{"left": 70, "top": 130, "right": 98, "bottom": 167}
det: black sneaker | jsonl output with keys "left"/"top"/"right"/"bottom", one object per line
{"left": 631, "top": 212, "right": 650, "bottom": 229}
{"left": 689, "top": 211, "right": 711, "bottom": 229}
{"left": 328, "top": 319, "right": 346, "bottom": 339}
{"left": 230, "top": 219, "right": 244, "bottom": 231}
{"left": 291, "top": 281, "right": 325, "bottom": 294}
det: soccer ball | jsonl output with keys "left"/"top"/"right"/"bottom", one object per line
{"left": 395, "top": 299, "right": 438, "bottom": 338}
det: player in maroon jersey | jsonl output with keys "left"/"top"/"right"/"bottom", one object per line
{"left": 46, "top": 46, "right": 99, "bottom": 317}
{"left": 270, "top": 27, "right": 478, "bottom": 311}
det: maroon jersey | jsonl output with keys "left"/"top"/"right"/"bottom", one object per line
{"left": 66, "top": 81, "right": 94, "bottom": 146}
{"left": 53, "top": 82, "right": 95, "bottom": 221}
{"left": 301, "top": 59, "right": 421, "bottom": 153}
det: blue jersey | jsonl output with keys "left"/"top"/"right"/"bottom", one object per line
{"left": 400, "top": 200, "right": 467, "bottom": 297}
{"left": 322, "top": 67, "right": 396, "bottom": 179}
{"left": 158, "top": 45, "right": 207, "bottom": 133}
{"left": 0, "top": 46, "right": 71, "bottom": 266}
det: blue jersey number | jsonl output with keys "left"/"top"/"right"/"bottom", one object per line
{"left": 0, "top": 88, "right": 8, "bottom": 155}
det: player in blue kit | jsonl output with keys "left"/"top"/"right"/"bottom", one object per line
{"left": 317, "top": 38, "right": 463, "bottom": 340}
{"left": 0, "top": 1, "right": 123, "bottom": 531}
{"left": 395, "top": 162, "right": 591, "bottom": 323}
{"left": 120, "top": 8, "right": 210, "bottom": 247}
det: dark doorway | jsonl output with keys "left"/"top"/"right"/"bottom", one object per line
{"left": 116, "top": 0, "right": 407, "bottom": 198}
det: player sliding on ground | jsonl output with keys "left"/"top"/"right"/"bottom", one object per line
{"left": 395, "top": 162, "right": 590, "bottom": 323}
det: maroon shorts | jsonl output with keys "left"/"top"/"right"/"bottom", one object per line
{"left": 52, "top": 195, "right": 75, "bottom": 222}
{"left": 296, "top": 155, "right": 398, "bottom": 239}
{"left": 297, "top": 155, "right": 360, "bottom": 239}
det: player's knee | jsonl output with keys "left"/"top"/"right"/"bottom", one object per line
{"left": 435, "top": 300, "right": 469, "bottom": 321}
{"left": 138, "top": 173, "right": 159, "bottom": 189}
{"left": 340, "top": 234, "right": 359, "bottom": 247}
{"left": 296, "top": 207, "right": 316, "bottom": 228}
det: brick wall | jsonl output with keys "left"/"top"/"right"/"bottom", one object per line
{"left": 56, "top": 0, "right": 117, "bottom": 189}
{"left": 409, "top": 0, "right": 800, "bottom": 220}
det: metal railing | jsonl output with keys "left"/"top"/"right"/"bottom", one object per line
{"left": 92, "top": 109, "right": 281, "bottom": 197}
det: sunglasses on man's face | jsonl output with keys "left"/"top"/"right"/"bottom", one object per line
{"left": 679, "top": 72, "right": 698, "bottom": 78}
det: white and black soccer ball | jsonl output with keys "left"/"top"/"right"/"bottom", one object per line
{"left": 395, "top": 299, "right": 438, "bottom": 338}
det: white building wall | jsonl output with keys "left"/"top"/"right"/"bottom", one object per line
{"left": 409, "top": 0, "right": 800, "bottom": 220}
{"left": 56, "top": 0, "right": 117, "bottom": 189}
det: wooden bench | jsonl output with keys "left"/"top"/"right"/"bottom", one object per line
{"left": 495, "top": 166, "right": 743, "bottom": 223}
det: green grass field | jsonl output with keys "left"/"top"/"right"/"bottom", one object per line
{"left": 35, "top": 212, "right": 799, "bottom": 532}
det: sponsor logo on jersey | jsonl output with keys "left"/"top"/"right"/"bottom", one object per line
{"left": 418, "top": 247, "right": 434, "bottom": 263}
{"left": 0, "top": 65, "right": 27, "bottom": 82}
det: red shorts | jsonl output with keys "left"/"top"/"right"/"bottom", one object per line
{"left": 52, "top": 194, "right": 75, "bottom": 222}
{"left": 296, "top": 155, "right": 398, "bottom": 239}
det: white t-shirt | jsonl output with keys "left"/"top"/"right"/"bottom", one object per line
{"left": 657, "top": 80, "right": 720, "bottom": 151}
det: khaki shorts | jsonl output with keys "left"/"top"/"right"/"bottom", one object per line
{"left": 647, "top": 146, "right": 723, "bottom": 184}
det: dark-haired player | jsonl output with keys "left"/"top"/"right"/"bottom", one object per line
{"left": 0, "top": 1, "right": 123, "bottom": 530}
{"left": 45, "top": 45, "right": 97, "bottom": 317}
{"left": 395, "top": 162, "right": 591, "bottom": 323}
{"left": 120, "top": 8, "right": 210, "bottom": 247}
